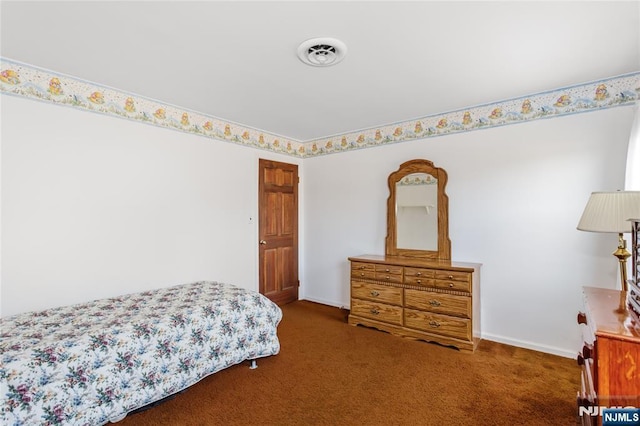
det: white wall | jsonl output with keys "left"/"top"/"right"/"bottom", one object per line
{"left": 2, "top": 93, "right": 636, "bottom": 357}
{"left": 1, "top": 96, "right": 302, "bottom": 317}
{"left": 302, "top": 106, "right": 634, "bottom": 357}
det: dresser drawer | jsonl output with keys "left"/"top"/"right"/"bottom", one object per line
{"left": 577, "top": 357, "right": 597, "bottom": 426}
{"left": 404, "top": 309, "right": 471, "bottom": 341}
{"left": 404, "top": 289, "right": 471, "bottom": 318}
{"left": 434, "top": 278, "right": 471, "bottom": 293}
{"left": 404, "top": 276, "right": 435, "bottom": 287}
{"left": 404, "top": 267, "right": 435, "bottom": 287}
{"left": 368, "top": 263, "right": 402, "bottom": 283}
{"left": 352, "top": 261, "right": 375, "bottom": 272}
{"left": 375, "top": 264, "right": 403, "bottom": 275}
{"left": 577, "top": 359, "right": 597, "bottom": 426}
{"left": 578, "top": 356, "right": 596, "bottom": 397}
{"left": 374, "top": 272, "right": 403, "bottom": 284}
{"left": 404, "top": 267, "right": 435, "bottom": 279}
{"left": 351, "top": 262, "right": 376, "bottom": 280}
{"left": 577, "top": 311, "right": 596, "bottom": 348}
{"left": 351, "top": 299, "right": 403, "bottom": 325}
{"left": 352, "top": 269, "right": 376, "bottom": 280}
{"left": 351, "top": 282, "right": 403, "bottom": 305}
{"left": 434, "top": 270, "right": 472, "bottom": 293}
{"left": 434, "top": 270, "right": 471, "bottom": 282}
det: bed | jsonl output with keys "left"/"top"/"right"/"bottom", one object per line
{"left": 0, "top": 281, "right": 282, "bottom": 425}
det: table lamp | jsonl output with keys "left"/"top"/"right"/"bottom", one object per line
{"left": 577, "top": 191, "right": 640, "bottom": 292}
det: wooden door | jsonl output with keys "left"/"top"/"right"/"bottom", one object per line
{"left": 258, "top": 159, "right": 299, "bottom": 305}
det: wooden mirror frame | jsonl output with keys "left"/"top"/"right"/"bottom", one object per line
{"left": 385, "top": 159, "right": 451, "bottom": 260}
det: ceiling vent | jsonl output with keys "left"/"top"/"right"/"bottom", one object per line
{"left": 297, "top": 37, "right": 347, "bottom": 67}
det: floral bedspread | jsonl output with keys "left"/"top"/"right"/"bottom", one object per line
{"left": 0, "top": 281, "right": 282, "bottom": 425}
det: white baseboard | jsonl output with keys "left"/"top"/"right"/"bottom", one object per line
{"left": 481, "top": 332, "right": 576, "bottom": 359}
{"left": 300, "top": 296, "right": 348, "bottom": 310}
{"left": 296, "top": 299, "right": 576, "bottom": 359}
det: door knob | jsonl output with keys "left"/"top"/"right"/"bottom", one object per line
{"left": 259, "top": 240, "right": 267, "bottom": 245}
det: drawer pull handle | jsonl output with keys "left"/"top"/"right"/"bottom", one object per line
{"left": 360, "top": 272, "right": 365, "bottom": 277}
{"left": 429, "top": 300, "right": 441, "bottom": 307}
{"left": 448, "top": 283, "right": 454, "bottom": 288}
{"left": 428, "top": 320, "right": 441, "bottom": 328}
{"left": 416, "top": 272, "right": 422, "bottom": 276}
{"left": 386, "top": 276, "right": 390, "bottom": 280}
{"left": 417, "top": 279, "right": 422, "bottom": 284}
{"left": 577, "top": 312, "right": 587, "bottom": 325}
{"left": 359, "top": 266, "right": 365, "bottom": 270}
{"left": 582, "top": 343, "right": 593, "bottom": 359}
{"left": 370, "top": 291, "right": 380, "bottom": 297}
{"left": 448, "top": 275, "right": 454, "bottom": 279}
{"left": 370, "top": 309, "right": 380, "bottom": 315}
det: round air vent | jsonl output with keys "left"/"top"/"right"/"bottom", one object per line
{"left": 297, "top": 37, "right": 347, "bottom": 67}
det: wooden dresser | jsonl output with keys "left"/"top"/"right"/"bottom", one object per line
{"left": 348, "top": 254, "right": 481, "bottom": 352}
{"left": 576, "top": 286, "right": 640, "bottom": 425}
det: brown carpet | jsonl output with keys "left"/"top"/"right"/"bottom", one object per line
{"left": 118, "top": 300, "right": 580, "bottom": 425}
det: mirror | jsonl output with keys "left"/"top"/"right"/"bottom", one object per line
{"left": 396, "top": 173, "right": 438, "bottom": 251}
{"left": 385, "top": 159, "right": 451, "bottom": 260}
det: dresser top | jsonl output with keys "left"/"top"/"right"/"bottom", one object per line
{"left": 348, "top": 254, "right": 481, "bottom": 271}
{"left": 583, "top": 286, "right": 640, "bottom": 342}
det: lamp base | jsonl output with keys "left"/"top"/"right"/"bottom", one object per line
{"left": 613, "top": 233, "right": 631, "bottom": 312}
{"left": 613, "top": 233, "right": 631, "bottom": 292}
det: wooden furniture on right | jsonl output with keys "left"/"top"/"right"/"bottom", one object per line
{"left": 576, "top": 286, "right": 640, "bottom": 426}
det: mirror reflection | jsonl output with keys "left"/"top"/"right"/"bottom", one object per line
{"left": 396, "top": 173, "right": 438, "bottom": 250}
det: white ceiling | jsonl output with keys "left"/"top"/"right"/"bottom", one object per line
{"left": 1, "top": 1, "right": 639, "bottom": 142}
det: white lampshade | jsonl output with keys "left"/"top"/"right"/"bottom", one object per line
{"left": 577, "top": 191, "right": 640, "bottom": 233}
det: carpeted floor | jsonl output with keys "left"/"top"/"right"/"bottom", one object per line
{"left": 119, "top": 300, "right": 580, "bottom": 425}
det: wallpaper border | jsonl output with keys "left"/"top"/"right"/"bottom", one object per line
{"left": 0, "top": 58, "right": 306, "bottom": 157}
{"left": 307, "top": 73, "right": 640, "bottom": 157}
{"left": 1, "top": 57, "right": 638, "bottom": 158}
